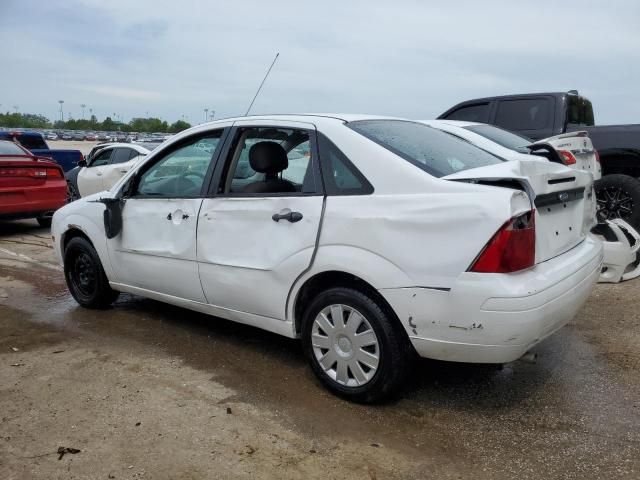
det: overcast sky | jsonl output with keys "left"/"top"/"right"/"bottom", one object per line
{"left": 1, "top": 0, "right": 638, "bottom": 125}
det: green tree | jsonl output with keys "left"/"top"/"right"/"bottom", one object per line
{"left": 169, "top": 120, "right": 191, "bottom": 133}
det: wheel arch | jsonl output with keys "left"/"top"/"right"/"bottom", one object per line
{"left": 291, "top": 270, "right": 411, "bottom": 347}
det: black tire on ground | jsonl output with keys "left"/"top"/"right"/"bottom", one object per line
{"left": 36, "top": 216, "right": 52, "bottom": 228}
{"left": 594, "top": 174, "right": 640, "bottom": 230}
{"left": 301, "top": 287, "right": 412, "bottom": 403}
{"left": 63, "top": 236, "right": 119, "bottom": 309}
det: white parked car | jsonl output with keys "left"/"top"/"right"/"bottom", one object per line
{"left": 420, "top": 120, "right": 602, "bottom": 180}
{"left": 52, "top": 115, "right": 603, "bottom": 402}
{"left": 76, "top": 143, "right": 151, "bottom": 197}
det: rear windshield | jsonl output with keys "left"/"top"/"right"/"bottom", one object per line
{"left": 348, "top": 120, "right": 502, "bottom": 178}
{"left": 464, "top": 124, "right": 532, "bottom": 153}
{"left": 567, "top": 95, "right": 594, "bottom": 126}
{"left": 1, "top": 134, "right": 48, "bottom": 150}
{"left": 0, "top": 141, "right": 27, "bottom": 156}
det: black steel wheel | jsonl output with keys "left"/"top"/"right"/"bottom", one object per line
{"left": 64, "top": 236, "right": 119, "bottom": 309}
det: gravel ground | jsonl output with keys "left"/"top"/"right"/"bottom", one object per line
{"left": 1, "top": 219, "right": 639, "bottom": 479}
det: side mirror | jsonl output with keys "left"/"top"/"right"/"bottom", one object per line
{"left": 78, "top": 159, "right": 87, "bottom": 168}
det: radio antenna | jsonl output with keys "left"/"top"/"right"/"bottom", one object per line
{"left": 245, "top": 52, "right": 279, "bottom": 116}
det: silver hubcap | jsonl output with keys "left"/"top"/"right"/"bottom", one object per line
{"left": 311, "top": 304, "right": 380, "bottom": 387}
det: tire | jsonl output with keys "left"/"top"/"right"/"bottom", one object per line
{"left": 36, "top": 216, "right": 52, "bottom": 228}
{"left": 67, "top": 181, "right": 80, "bottom": 202}
{"left": 594, "top": 174, "right": 640, "bottom": 230}
{"left": 63, "top": 236, "right": 119, "bottom": 309}
{"left": 301, "top": 287, "right": 411, "bottom": 403}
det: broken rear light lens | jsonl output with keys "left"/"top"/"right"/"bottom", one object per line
{"left": 558, "top": 149, "right": 577, "bottom": 165}
{"left": 469, "top": 211, "right": 535, "bottom": 273}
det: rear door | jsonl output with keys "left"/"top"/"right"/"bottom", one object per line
{"left": 197, "top": 120, "right": 324, "bottom": 320}
{"left": 77, "top": 148, "right": 112, "bottom": 196}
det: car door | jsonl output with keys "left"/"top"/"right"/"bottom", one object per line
{"left": 107, "top": 128, "right": 228, "bottom": 301}
{"left": 77, "top": 148, "right": 112, "bottom": 196}
{"left": 102, "top": 147, "right": 145, "bottom": 191}
{"left": 197, "top": 120, "right": 324, "bottom": 320}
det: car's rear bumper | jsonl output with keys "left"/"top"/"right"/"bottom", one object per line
{"left": 380, "top": 235, "right": 603, "bottom": 363}
{"left": 0, "top": 183, "right": 67, "bottom": 218}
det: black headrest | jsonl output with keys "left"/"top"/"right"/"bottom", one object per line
{"left": 249, "top": 141, "right": 288, "bottom": 174}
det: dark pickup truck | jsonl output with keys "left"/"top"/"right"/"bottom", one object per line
{"left": 0, "top": 130, "right": 84, "bottom": 173}
{"left": 439, "top": 91, "right": 640, "bottom": 228}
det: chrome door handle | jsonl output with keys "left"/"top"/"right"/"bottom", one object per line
{"left": 272, "top": 211, "right": 303, "bottom": 223}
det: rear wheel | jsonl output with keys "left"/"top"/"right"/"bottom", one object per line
{"left": 595, "top": 174, "right": 640, "bottom": 230}
{"left": 64, "top": 237, "right": 119, "bottom": 309}
{"left": 301, "top": 287, "right": 411, "bottom": 403}
{"left": 67, "top": 181, "right": 80, "bottom": 202}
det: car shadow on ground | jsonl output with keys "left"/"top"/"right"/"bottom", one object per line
{"left": 61, "top": 293, "right": 556, "bottom": 418}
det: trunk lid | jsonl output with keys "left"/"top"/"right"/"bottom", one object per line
{"left": 444, "top": 159, "right": 596, "bottom": 264}
{"left": 529, "top": 131, "right": 601, "bottom": 180}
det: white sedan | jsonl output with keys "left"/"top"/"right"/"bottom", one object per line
{"left": 76, "top": 143, "right": 151, "bottom": 197}
{"left": 420, "top": 120, "right": 602, "bottom": 180}
{"left": 52, "top": 115, "right": 603, "bottom": 402}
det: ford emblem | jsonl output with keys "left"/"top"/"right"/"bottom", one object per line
{"left": 558, "top": 192, "right": 570, "bottom": 202}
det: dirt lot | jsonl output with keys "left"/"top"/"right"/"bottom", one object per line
{"left": 1, "top": 219, "right": 639, "bottom": 479}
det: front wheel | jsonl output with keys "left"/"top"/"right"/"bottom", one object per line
{"left": 64, "top": 237, "right": 119, "bottom": 309}
{"left": 36, "top": 216, "right": 52, "bottom": 228}
{"left": 301, "top": 287, "right": 411, "bottom": 403}
{"left": 594, "top": 174, "right": 640, "bottom": 230}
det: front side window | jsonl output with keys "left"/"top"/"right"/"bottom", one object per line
{"left": 495, "top": 98, "right": 552, "bottom": 131}
{"left": 90, "top": 149, "right": 112, "bottom": 167}
{"left": 136, "top": 132, "right": 222, "bottom": 198}
{"left": 222, "top": 127, "right": 317, "bottom": 194}
{"left": 349, "top": 120, "right": 501, "bottom": 178}
{"left": 567, "top": 96, "right": 594, "bottom": 126}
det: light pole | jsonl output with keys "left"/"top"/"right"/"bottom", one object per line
{"left": 13, "top": 105, "right": 18, "bottom": 114}
{"left": 58, "top": 100, "right": 64, "bottom": 122}
{"left": 80, "top": 104, "right": 86, "bottom": 119}
{"left": 203, "top": 108, "right": 208, "bottom": 123}
{"left": 210, "top": 109, "right": 215, "bottom": 121}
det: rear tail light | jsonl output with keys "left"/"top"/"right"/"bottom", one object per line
{"left": 0, "top": 167, "right": 58, "bottom": 178}
{"left": 558, "top": 149, "right": 577, "bottom": 165}
{"left": 594, "top": 149, "right": 600, "bottom": 164}
{"left": 469, "top": 210, "right": 536, "bottom": 273}
{"left": 46, "top": 167, "right": 63, "bottom": 178}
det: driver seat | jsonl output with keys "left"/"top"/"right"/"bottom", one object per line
{"left": 243, "top": 141, "right": 296, "bottom": 194}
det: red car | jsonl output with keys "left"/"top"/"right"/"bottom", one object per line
{"left": 0, "top": 140, "right": 67, "bottom": 227}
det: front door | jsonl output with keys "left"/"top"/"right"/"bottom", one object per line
{"left": 77, "top": 147, "right": 112, "bottom": 196}
{"left": 197, "top": 121, "right": 324, "bottom": 320}
{"left": 107, "top": 129, "right": 226, "bottom": 301}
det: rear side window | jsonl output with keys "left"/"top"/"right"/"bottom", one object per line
{"left": 110, "top": 148, "right": 132, "bottom": 164}
{"left": 10, "top": 134, "right": 48, "bottom": 150}
{"left": 495, "top": 98, "right": 552, "bottom": 131}
{"left": 349, "top": 120, "right": 501, "bottom": 178}
{"left": 318, "top": 133, "right": 372, "bottom": 195}
{"left": 567, "top": 96, "right": 594, "bottom": 126}
{"left": 445, "top": 103, "right": 489, "bottom": 122}
{"left": 464, "top": 124, "right": 532, "bottom": 152}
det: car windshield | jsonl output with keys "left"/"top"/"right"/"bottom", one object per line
{"left": 348, "top": 120, "right": 502, "bottom": 177}
{"left": 0, "top": 141, "right": 27, "bottom": 156}
{"left": 464, "top": 124, "right": 532, "bottom": 153}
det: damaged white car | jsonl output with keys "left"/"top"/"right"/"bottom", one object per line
{"left": 422, "top": 120, "right": 640, "bottom": 284}
{"left": 52, "top": 116, "right": 603, "bottom": 402}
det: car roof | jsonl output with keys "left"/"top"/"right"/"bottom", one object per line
{"left": 196, "top": 113, "right": 408, "bottom": 129}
